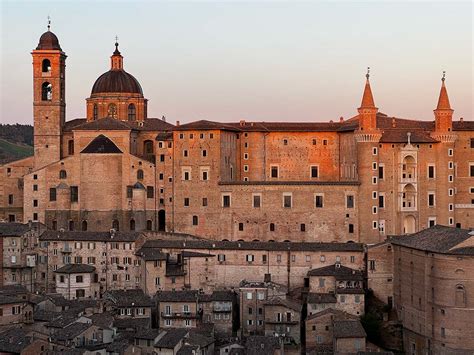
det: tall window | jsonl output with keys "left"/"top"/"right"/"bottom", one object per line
{"left": 128, "top": 104, "right": 136, "bottom": 121}
{"left": 93, "top": 104, "right": 98, "bottom": 120}
{"left": 146, "top": 220, "right": 153, "bottom": 231}
{"left": 130, "top": 219, "right": 136, "bottom": 231}
{"left": 455, "top": 285, "right": 466, "bottom": 307}
{"left": 70, "top": 186, "right": 79, "bottom": 203}
{"left": 137, "top": 169, "right": 144, "bottom": 180}
{"left": 112, "top": 219, "right": 120, "bottom": 231}
{"left": 42, "top": 82, "right": 52, "bottom": 101}
{"left": 82, "top": 220, "right": 88, "bottom": 231}
{"left": 108, "top": 103, "right": 117, "bottom": 118}
{"left": 144, "top": 140, "right": 154, "bottom": 155}
{"left": 42, "top": 59, "right": 51, "bottom": 73}
{"left": 68, "top": 140, "right": 74, "bottom": 155}
{"left": 59, "top": 170, "right": 67, "bottom": 179}
{"left": 49, "top": 188, "right": 57, "bottom": 201}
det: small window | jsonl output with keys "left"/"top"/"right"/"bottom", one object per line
{"left": 202, "top": 149, "right": 207, "bottom": 157}
{"left": 253, "top": 194, "right": 261, "bottom": 208}
{"left": 130, "top": 219, "right": 136, "bottom": 231}
{"left": 428, "top": 192, "right": 435, "bottom": 207}
{"left": 378, "top": 194, "right": 385, "bottom": 208}
{"left": 346, "top": 195, "right": 354, "bottom": 208}
{"left": 270, "top": 223, "right": 275, "bottom": 232}
{"left": 81, "top": 220, "right": 87, "bottom": 231}
{"left": 192, "top": 215, "right": 198, "bottom": 225}
{"left": 428, "top": 165, "right": 435, "bottom": 179}
{"left": 68, "top": 140, "right": 74, "bottom": 155}
{"left": 184, "top": 198, "right": 190, "bottom": 207}
{"left": 238, "top": 222, "right": 244, "bottom": 231}
{"left": 300, "top": 223, "right": 306, "bottom": 232}
{"left": 93, "top": 104, "right": 98, "bottom": 120}
{"left": 202, "top": 197, "right": 208, "bottom": 207}
{"left": 349, "top": 224, "right": 354, "bottom": 233}
{"left": 137, "top": 169, "right": 144, "bottom": 180}
{"left": 470, "top": 138, "right": 474, "bottom": 149}
{"left": 312, "top": 138, "right": 317, "bottom": 145}
{"left": 470, "top": 164, "right": 474, "bottom": 177}
{"left": 59, "top": 170, "right": 67, "bottom": 179}
{"left": 222, "top": 194, "right": 231, "bottom": 208}
{"left": 42, "top": 58, "right": 51, "bottom": 73}
{"left": 49, "top": 188, "right": 57, "bottom": 201}
{"left": 8, "top": 194, "right": 13, "bottom": 205}
{"left": 271, "top": 166, "right": 279, "bottom": 178}
{"left": 315, "top": 195, "right": 324, "bottom": 208}
{"left": 310, "top": 166, "right": 319, "bottom": 178}
{"left": 244, "top": 153, "right": 249, "bottom": 160}
{"left": 378, "top": 165, "right": 384, "bottom": 179}
{"left": 146, "top": 220, "right": 153, "bottom": 230}
{"left": 323, "top": 139, "right": 328, "bottom": 146}
{"left": 183, "top": 150, "right": 188, "bottom": 157}
{"left": 283, "top": 194, "right": 292, "bottom": 208}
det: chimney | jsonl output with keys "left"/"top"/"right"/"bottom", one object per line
{"left": 392, "top": 118, "right": 396, "bottom": 128}
{"left": 176, "top": 120, "right": 180, "bottom": 126}
{"left": 162, "top": 115, "right": 166, "bottom": 122}
{"left": 460, "top": 117, "right": 464, "bottom": 122}
{"left": 339, "top": 116, "right": 344, "bottom": 123}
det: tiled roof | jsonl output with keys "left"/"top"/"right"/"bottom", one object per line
{"left": 51, "top": 322, "right": 92, "bottom": 341}
{"left": 156, "top": 290, "right": 198, "bottom": 302}
{"left": 177, "top": 345, "right": 200, "bottom": 355}
{"left": 0, "top": 222, "right": 32, "bottom": 236}
{"left": 182, "top": 251, "right": 215, "bottom": 258}
{"left": 264, "top": 296, "right": 301, "bottom": 312}
{"left": 307, "top": 293, "right": 337, "bottom": 304}
{"left": 40, "top": 230, "right": 143, "bottom": 242}
{"left": 134, "top": 328, "right": 162, "bottom": 340}
{"left": 139, "top": 239, "right": 364, "bottom": 253}
{"left": 244, "top": 336, "right": 279, "bottom": 355}
{"left": 379, "top": 129, "right": 438, "bottom": 143}
{"left": 63, "top": 118, "right": 87, "bottom": 132}
{"left": 154, "top": 328, "right": 189, "bottom": 348}
{"left": 105, "top": 289, "right": 154, "bottom": 307}
{"left": 0, "top": 284, "right": 29, "bottom": 296}
{"left": 55, "top": 263, "right": 96, "bottom": 274}
{"left": 453, "top": 120, "right": 474, "bottom": 131}
{"left": 306, "top": 308, "right": 357, "bottom": 321}
{"left": 81, "top": 134, "right": 122, "bottom": 154}
{"left": 187, "top": 327, "right": 215, "bottom": 348}
{"left": 390, "top": 225, "right": 474, "bottom": 255}
{"left": 231, "top": 121, "right": 344, "bottom": 132}
{"left": 219, "top": 180, "right": 360, "bottom": 186}
{"left": 307, "top": 264, "right": 363, "bottom": 280}
{"left": 198, "top": 290, "right": 235, "bottom": 303}
{"left": 85, "top": 312, "right": 114, "bottom": 328}
{"left": 74, "top": 117, "right": 133, "bottom": 131}
{"left": 174, "top": 120, "right": 241, "bottom": 132}
{"left": 113, "top": 317, "right": 150, "bottom": 330}
{"left": 136, "top": 248, "right": 168, "bottom": 261}
{"left": 333, "top": 319, "right": 366, "bottom": 338}
{"left": 0, "top": 328, "right": 34, "bottom": 353}
{"left": 0, "top": 295, "right": 26, "bottom": 305}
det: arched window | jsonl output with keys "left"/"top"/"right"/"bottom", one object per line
{"left": 52, "top": 220, "right": 57, "bottom": 231}
{"left": 112, "top": 219, "right": 119, "bottom": 231}
{"left": 42, "top": 59, "right": 51, "bottom": 73}
{"left": 69, "top": 220, "right": 75, "bottom": 231}
{"left": 68, "top": 140, "right": 74, "bottom": 155}
{"left": 108, "top": 103, "right": 117, "bottom": 118}
{"left": 146, "top": 220, "right": 153, "bottom": 231}
{"left": 128, "top": 104, "right": 136, "bottom": 121}
{"left": 41, "top": 82, "right": 52, "bottom": 101}
{"left": 59, "top": 170, "right": 67, "bottom": 179}
{"left": 82, "top": 220, "right": 88, "bottom": 231}
{"left": 144, "top": 140, "right": 154, "bottom": 155}
{"left": 130, "top": 219, "right": 136, "bottom": 231}
{"left": 455, "top": 285, "right": 466, "bottom": 307}
{"left": 93, "top": 104, "right": 98, "bottom": 120}
{"left": 137, "top": 169, "right": 144, "bottom": 180}
{"left": 192, "top": 216, "right": 198, "bottom": 225}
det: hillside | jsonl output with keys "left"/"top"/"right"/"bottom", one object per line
{"left": 0, "top": 124, "right": 34, "bottom": 164}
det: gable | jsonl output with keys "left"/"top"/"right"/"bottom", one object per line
{"left": 81, "top": 134, "right": 122, "bottom": 154}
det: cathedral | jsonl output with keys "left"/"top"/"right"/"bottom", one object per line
{"left": 1, "top": 27, "right": 473, "bottom": 244}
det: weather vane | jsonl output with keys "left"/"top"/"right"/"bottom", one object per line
{"left": 442, "top": 70, "right": 446, "bottom": 82}
{"left": 366, "top": 67, "right": 370, "bottom": 79}
{"left": 115, "top": 35, "right": 119, "bottom": 43}
{"left": 47, "top": 15, "right": 51, "bottom": 31}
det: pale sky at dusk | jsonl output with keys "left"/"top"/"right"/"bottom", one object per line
{"left": 1, "top": 1, "right": 472, "bottom": 125}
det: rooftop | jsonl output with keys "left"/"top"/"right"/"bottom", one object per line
{"left": 333, "top": 320, "right": 367, "bottom": 339}
{"left": 307, "top": 293, "right": 337, "bottom": 304}
{"left": 40, "top": 230, "right": 143, "bottom": 242}
{"left": 55, "top": 263, "right": 96, "bottom": 274}
{"left": 154, "top": 328, "right": 189, "bottom": 349}
{"left": 51, "top": 322, "right": 92, "bottom": 342}
{"left": 307, "top": 264, "right": 364, "bottom": 280}
{"left": 105, "top": 289, "right": 154, "bottom": 307}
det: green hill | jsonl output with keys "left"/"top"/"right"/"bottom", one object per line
{"left": 0, "top": 124, "right": 34, "bottom": 164}
{"left": 0, "top": 138, "right": 33, "bottom": 164}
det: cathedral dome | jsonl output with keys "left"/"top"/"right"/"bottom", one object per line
{"left": 90, "top": 42, "right": 143, "bottom": 96}
{"left": 36, "top": 30, "right": 62, "bottom": 50}
{"left": 91, "top": 70, "right": 143, "bottom": 96}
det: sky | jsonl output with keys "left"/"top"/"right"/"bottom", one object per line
{"left": 0, "top": 1, "right": 472, "bottom": 125}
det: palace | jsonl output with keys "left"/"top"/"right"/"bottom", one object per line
{"left": 1, "top": 27, "right": 473, "bottom": 244}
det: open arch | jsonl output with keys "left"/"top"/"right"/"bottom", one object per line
{"left": 455, "top": 284, "right": 466, "bottom": 307}
{"left": 82, "top": 220, "right": 88, "bottom": 231}
{"left": 130, "top": 219, "right": 136, "bottom": 231}
{"left": 42, "top": 59, "right": 51, "bottom": 73}
{"left": 112, "top": 219, "right": 119, "bottom": 231}
{"left": 158, "top": 210, "right": 165, "bottom": 231}
{"left": 402, "top": 183, "right": 417, "bottom": 209}
{"left": 41, "top": 82, "right": 52, "bottom": 101}
{"left": 403, "top": 215, "right": 416, "bottom": 234}
{"left": 402, "top": 155, "right": 417, "bottom": 180}
{"left": 128, "top": 104, "right": 136, "bottom": 121}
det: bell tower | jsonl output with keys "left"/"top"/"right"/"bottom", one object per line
{"left": 32, "top": 21, "right": 66, "bottom": 169}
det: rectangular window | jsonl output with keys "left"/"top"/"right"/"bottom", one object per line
{"left": 428, "top": 217, "right": 436, "bottom": 227}
{"left": 319, "top": 278, "right": 325, "bottom": 287}
{"left": 300, "top": 223, "right": 306, "bottom": 232}
{"left": 201, "top": 168, "right": 209, "bottom": 181}
{"left": 243, "top": 165, "right": 249, "bottom": 172}
{"left": 379, "top": 194, "right": 385, "bottom": 208}
{"left": 283, "top": 193, "right": 292, "bottom": 208}
{"left": 346, "top": 195, "right": 354, "bottom": 208}
{"left": 315, "top": 194, "right": 324, "bottom": 208}
{"left": 192, "top": 215, "right": 198, "bottom": 225}
{"left": 147, "top": 186, "right": 154, "bottom": 198}
{"left": 238, "top": 222, "right": 244, "bottom": 231}
{"left": 202, "top": 197, "right": 208, "bottom": 206}
{"left": 127, "top": 186, "right": 133, "bottom": 198}
{"left": 310, "top": 166, "right": 319, "bottom": 178}
{"left": 184, "top": 198, "right": 190, "bottom": 207}
{"left": 271, "top": 166, "right": 279, "bottom": 178}
{"left": 246, "top": 254, "right": 254, "bottom": 262}
{"left": 182, "top": 168, "right": 191, "bottom": 181}
{"left": 349, "top": 223, "right": 354, "bottom": 233}
{"left": 428, "top": 192, "right": 435, "bottom": 207}
{"left": 222, "top": 194, "right": 231, "bottom": 208}
{"left": 428, "top": 165, "right": 435, "bottom": 179}
{"left": 369, "top": 260, "right": 376, "bottom": 270}
{"left": 33, "top": 184, "right": 38, "bottom": 191}
{"left": 49, "top": 188, "right": 57, "bottom": 201}
{"left": 378, "top": 165, "right": 384, "bottom": 180}
{"left": 217, "top": 254, "right": 226, "bottom": 262}
{"left": 33, "top": 199, "right": 38, "bottom": 207}
{"left": 253, "top": 194, "right": 261, "bottom": 208}
{"left": 8, "top": 194, "right": 13, "bottom": 205}
{"left": 470, "top": 164, "right": 474, "bottom": 177}
{"left": 70, "top": 186, "right": 79, "bottom": 202}
{"left": 262, "top": 254, "right": 267, "bottom": 264}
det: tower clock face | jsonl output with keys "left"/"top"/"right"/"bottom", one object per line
{"left": 108, "top": 103, "right": 117, "bottom": 118}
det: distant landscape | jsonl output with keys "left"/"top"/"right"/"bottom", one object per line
{"left": 0, "top": 124, "right": 33, "bottom": 164}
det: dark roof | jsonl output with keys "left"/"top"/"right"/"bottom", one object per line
{"left": 0, "top": 328, "right": 35, "bottom": 353}
{"left": 134, "top": 328, "right": 162, "bottom": 340}
{"left": 390, "top": 225, "right": 474, "bottom": 255}
{"left": 175, "top": 120, "right": 241, "bottom": 132}
{"left": 106, "top": 338, "right": 133, "bottom": 353}
{"left": 187, "top": 328, "right": 215, "bottom": 348}
{"left": 244, "top": 336, "right": 279, "bottom": 355}
{"left": 36, "top": 30, "right": 62, "bottom": 50}
{"left": 177, "top": 345, "right": 200, "bottom": 355}
{"left": 81, "top": 134, "right": 123, "bottom": 154}
{"left": 0, "top": 294, "right": 26, "bottom": 305}
{"left": 55, "top": 263, "right": 96, "bottom": 274}
{"left": 113, "top": 317, "right": 150, "bottom": 331}
{"left": 74, "top": 118, "right": 132, "bottom": 131}
{"left": 46, "top": 310, "right": 82, "bottom": 328}
{"left": 306, "top": 308, "right": 357, "bottom": 321}
{"left": 233, "top": 121, "right": 344, "bottom": 132}
{"left": 219, "top": 180, "right": 360, "bottom": 186}
{"left": 307, "top": 293, "right": 337, "bottom": 304}
{"left": 307, "top": 264, "right": 364, "bottom": 281}
{"left": 0, "top": 222, "right": 31, "bottom": 236}
{"left": 182, "top": 251, "right": 215, "bottom": 258}
{"left": 379, "top": 129, "right": 438, "bottom": 143}
{"left": 86, "top": 312, "right": 114, "bottom": 328}
{"left": 34, "top": 309, "right": 61, "bottom": 322}
{"left": 136, "top": 248, "right": 168, "bottom": 261}
{"left": 156, "top": 290, "right": 198, "bottom": 303}
{"left": 264, "top": 296, "right": 301, "bottom": 312}
{"left": 63, "top": 118, "right": 87, "bottom": 131}
{"left": 51, "top": 322, "right": 92, "bottom": 342}
{"left": 210, "top": 290, "right": 235, "bottom": 302}
{"left": 105, "top": 289, "right": 154, "bottom": 307}
{"left": 139, "top": 239, "right": 364, "bottom": 253}
{"left": 154, "top": 328, "right": 189, "bottom": 349}
{"left": 333, "top": 320, "right": 366, "bottom": 338}
{"left": 0, "top": 284, "right": 29, "bottom": 296}
{"left": 91, "top": 70, "right": 143, "bottom": 95}
{"left": 40, "top": 230, "right": 142, "bottom": 242}
{"left": 453, "top": 119, "right": 474, "bottom": 131}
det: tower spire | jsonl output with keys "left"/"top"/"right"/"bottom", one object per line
{"left": 47, "top": 15, "right": 51, "bottom": 31}
{"left": 111, "top": 36, "right": 123, "bottom": 70}
{"left": 360, "top": 67, "right": 376, "bottom": 108}
{"left": 436, "top": 70, "right": 451, "bottom": 110}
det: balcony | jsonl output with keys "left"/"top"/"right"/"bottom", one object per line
{"left": 161, "top": 311, "right": 198, "bottom": 319}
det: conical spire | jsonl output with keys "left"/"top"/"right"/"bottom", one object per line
{"left": 111, "top": 36, "right": 123, "bottom": 71}
{"left": 436, "top": 71, "right": 451, "bottom": 110}
{"left": 360, "top": 67, "right": 376, "bottom": 108}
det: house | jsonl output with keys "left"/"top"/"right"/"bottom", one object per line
{"left": 156, "top": 290, "right": 200, "bottom": 329}
{"left": 199, "top": 290, "right": 237, "bottom": 336}
{"left": 333, "top": 319, "right": 367, "bottom": 354}
{"left": 263, "top": 296, "right": 302, "bottom": 347}
{"left": 0, "top": 328, "right": 49, "bottom": 355}
{"left": 154, "top": 328, "right": 189, "bottom": 355}
{"left": 104, "top": 289, "right": 154, "bottom": 326}
{"left": 0, "top": 293, "right": 34, "bottom": 328}
{"left": 54, "top": 263, "right": 97, "bottom": 300}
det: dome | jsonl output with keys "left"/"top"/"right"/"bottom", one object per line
{"left": 36, "top": 31, "right": 62, "bottom": 50}
{"left": 91, "top": 70, "right": 143, "bottom": 96}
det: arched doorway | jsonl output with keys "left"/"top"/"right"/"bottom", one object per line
{"left": 404, "top": 215, "right": 416, "bottom": 234}
{"left": 158, "top": 210, "right": 165, "bottom": 231}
